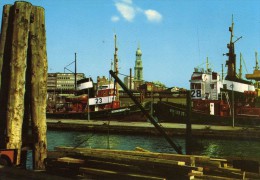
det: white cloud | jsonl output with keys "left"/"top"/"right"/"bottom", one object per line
{"left": 111, "top": 16, "right": 120, "bottom": 22}
{"left": 115, "top": 2, "right": 136, "bottom": 22}
{"left": 113, "top": 0, "right": 162, "bottom": 23}
{"left": 144, "top": 9, "right": 162, "bottom": 22}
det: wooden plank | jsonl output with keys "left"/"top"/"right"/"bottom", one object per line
{"left": 47, "top": 148, "right": 256, "bottom": 179}
{"left": 86, "top": 159, "right": 140, "bottom": 172}
{"left": 194, "top": 174, "right": 237, "bottom": 180}
{"left": 48, "top": 148, "right": 202, "bottom": 178}
{"left": 210, "top": 158, "right": 228, "bottom": 168}
{"left": 203, "top": 166, "right": 244, "bottom": 179}
{"left": 57, "top": 157, "right": 85, "bottom": 164}
{"left": 54, "top": 146, "right": 199, "bottom": 166}
{"left": 135, "top": 146, "right": 151, "bottom": 152}
{"left": 80, "top": 167, "right": 167, "bottom": 180}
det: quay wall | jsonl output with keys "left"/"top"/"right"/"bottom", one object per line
{"left": 47, "top": 119, "right": 260, "bottom": 141}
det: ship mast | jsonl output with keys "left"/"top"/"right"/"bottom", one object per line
{"left": 114, "top": 34, "right": 119, "bottom": 101}
{"left": 238, "top": 52, "right": 242, "bottom": 79}
{"left": 255, "top": 51, "right": 259, "bottom": 71}
{"left": 225, "top": 15, "right": 242, "bottom": 81}
{"left": 206, "top": 57, "right": 209, "bottom": 71}
{"left": 254, "top": 51, "right": 259, "bottom": 88}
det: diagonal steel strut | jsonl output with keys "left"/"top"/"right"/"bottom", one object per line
{"left": 109, "top": 70, "right": 183, "bottom": 154}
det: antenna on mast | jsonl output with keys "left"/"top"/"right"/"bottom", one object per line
{"left": 225, "top": 15, "right": 242, "bottom": 80}
{"left": 206, "top": 57, "right": 209, "bottom": 71}
{"left": 114, "top": 34, "right": 119, "bottom": 101}
{"left": 255, "top": 51, "right": 259, "bottom": 70}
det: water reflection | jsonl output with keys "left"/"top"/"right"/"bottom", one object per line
{"left": 204, "top": 143, "right": 221, "bottom": 157}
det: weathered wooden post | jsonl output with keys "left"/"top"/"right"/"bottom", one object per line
{"left": 5, "top": 1, "right": 32, "bottom": 165}
{"left": 0, "top": 1, "right": 48, "bottom": 169}
{"left": 0, "top": 4, "right": 12, "bottom": 149}
{"left": 0, "top": 5, "right": 11, "bottom": 84}
{"left": 29, "top": 6, "right": 48, "bottom": 170}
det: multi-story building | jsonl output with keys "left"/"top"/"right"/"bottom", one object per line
{"left": 47, "top": 73, "right": 85, "bottom": 93}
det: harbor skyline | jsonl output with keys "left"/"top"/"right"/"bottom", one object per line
{"left": 1, "top": 0, "right": 260, "bottom": 88}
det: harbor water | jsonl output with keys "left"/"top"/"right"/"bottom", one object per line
{"left": 47, "top": 130, "right": 260, "bottom": 160}
{"left": 25, "top": 129, "right": 260, "bottom": 169}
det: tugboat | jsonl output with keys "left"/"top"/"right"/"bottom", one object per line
{"left": 47, "top": 35, "right": 147, "bottom": 121}
{"left": 156, "top": 17, "right": 260, "bottom": 126}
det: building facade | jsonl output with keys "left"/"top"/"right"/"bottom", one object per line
{"left": 47, "top": 73, "right": 85, "bottom": 93}
{"left": 124, "top": 76, "right": 134, "bottom": 90}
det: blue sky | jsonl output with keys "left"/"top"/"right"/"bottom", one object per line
{"left": 1, "top": 0, "right": 260, "bottom": 88}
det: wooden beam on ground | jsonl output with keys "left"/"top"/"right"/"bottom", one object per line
{"left": 80, "top": 167, "right": 167, "bottom": 180}
{"left": 47, "top": 147, "right": 260, "bottom": 179}
{"left": 54, "top": 147, "right": 200, "bottom": 166}
{"left": 50, "top": 147, "right": 202, "bottom": 179}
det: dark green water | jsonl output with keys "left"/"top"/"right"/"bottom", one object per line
{"left": 26, "top": 130, "right": 260, "bottom": 169}
{"left": 47, "top": 130, "right": 260, "bottom": 160}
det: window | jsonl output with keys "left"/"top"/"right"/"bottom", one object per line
{"left": 190, "top": 83, "right": 201, "bottom": 89}
{"left": 212, "top": 72, "right": 218, "bottom": 80}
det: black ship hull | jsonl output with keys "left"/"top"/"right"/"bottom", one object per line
{"left": 154, "top": 101, "right": 260, "bottom": 126}
{"left": 47, "top": 106, "right": 148, "bottom": 122}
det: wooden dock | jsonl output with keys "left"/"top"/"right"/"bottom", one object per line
{"left": 45, "top": 147, "right": 260, "bottom": 180}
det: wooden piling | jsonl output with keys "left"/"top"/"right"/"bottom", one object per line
{"left": 29, "top": 6, "right": 48, "bottom": 170}
{"left": 5, "top": 1, "right": 32, "bottom": 165}
{"left": 0, "top": 4, "right": 12, "bottom": 149}
{"left": 0, "top": 1, "right": 48, "bottom": 168}
{"left": 0, "top": 5, "right": 11, "bottom": 85}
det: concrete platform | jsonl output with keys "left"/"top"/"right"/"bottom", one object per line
{"left": 47, "top": 119, "right": 260, "bottom": 140}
